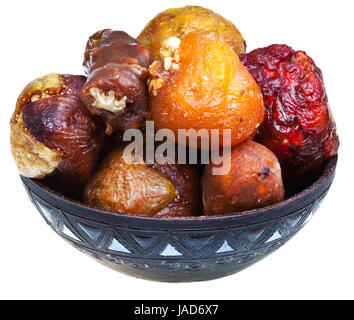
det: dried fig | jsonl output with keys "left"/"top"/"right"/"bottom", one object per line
{"left": 10, "top": 73, "right": 105, "bottom": 187}
{"left": 84, "top": 146, "right": 200, "bottom": 217}
{"left": 148, "top": 162, "right": 201, "bottom": 217}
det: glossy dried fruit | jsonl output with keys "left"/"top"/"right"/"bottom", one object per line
{"left": 149, "top": 33, "right": 264, "bottom": 149}
{"left": 84, "top": 146, "right": 200, "bottom": 217}
{"left": 80, "top": 30, "right": 154, "bottom": 134}
{"left": 240, "top": 45, "right": 339, "bottom": 172}
{"left": 202, "top": 140, "right": 285, "bottom": 215}
{"left": 148, "top": 162, "right": 201, "bottom": 217}
{"left": 138, "top": 5, "right": 246, "bottom": 59}
{"left": 10, "top": 73, "right": 105, "bottom": 187}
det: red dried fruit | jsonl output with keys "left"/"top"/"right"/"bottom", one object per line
{"left": 240, "top": 45, "right": 339, "bottom": 174}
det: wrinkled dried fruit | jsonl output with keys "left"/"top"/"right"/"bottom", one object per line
{"left": 149, "top": 33, "right": 264, "bottom": 148}
{"left": 240, "top": 45, "right": 339, "bottom": 173}
{"left": 148, "top": 162, "right": 201, "bottom": 217}
{"left": 84, "top": 146, "right": 200, "bottom": 217}
{"left": 138, "top": 5, "right": 246, "bottom": 59}
{"left": 202, "top": 140, "right": 285, "bottom": 215}
{"left": 10, "top": 73, "right": 105, "bottom": 187}
{"left": 80, "top": 30, "right": 154, "bottom": 133}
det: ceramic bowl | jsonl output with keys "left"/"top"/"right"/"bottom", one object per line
{"left": 21, "top": 156, "right": 337, "bottom": 282}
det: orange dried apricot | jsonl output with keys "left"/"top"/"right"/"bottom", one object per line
{"left": 138, "top": 5, "right": 246, "bottom": 58}
{"left": 149, "top": 33, "right": 264, "bottom": 148}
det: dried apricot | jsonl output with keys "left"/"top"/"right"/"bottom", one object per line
{"left": 138, "top": 5, "right": 246, "bottom": 59}
{"left": 149, "top": 33, "right": 264, "bottom": 149}
{"left": 202, "top": 140, "right": 285, "bottom": 215}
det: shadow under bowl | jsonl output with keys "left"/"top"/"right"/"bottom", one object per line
{"left": 21, "top": 156, "right": 337, "bottom": 282}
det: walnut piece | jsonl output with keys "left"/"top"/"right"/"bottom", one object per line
{"left": 90, "top": 88, "right": 127, "bottom": 113}
{"left": 160, "top": 37, "right": 181, "bottom": 71}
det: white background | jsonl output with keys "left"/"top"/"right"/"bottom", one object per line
{"left": 1, "top": 0, "right": 353, "bottom": 300}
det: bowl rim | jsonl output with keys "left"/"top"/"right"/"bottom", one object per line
{"left": 21, "top": 155, "right": 337, "bottom": 229}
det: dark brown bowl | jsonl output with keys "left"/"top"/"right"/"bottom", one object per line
{"left": 21, "top": 156, "right": 337, "bottom": 282}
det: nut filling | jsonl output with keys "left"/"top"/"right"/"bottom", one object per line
{"left": 148, "top": 37, "right": 182, "bottom": 97}
{"left": 90, "top": 88, "right": 127, "bottom": 113}
{"left": 161, "top": 37, "right": 181, "bottom": 71}
{"left": 80, "top": 29, "right": 154, "bottom": 132}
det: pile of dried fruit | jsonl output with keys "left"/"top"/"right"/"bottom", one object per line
{"left": 10, "top": 5, "right": 339, "bottom": 217}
